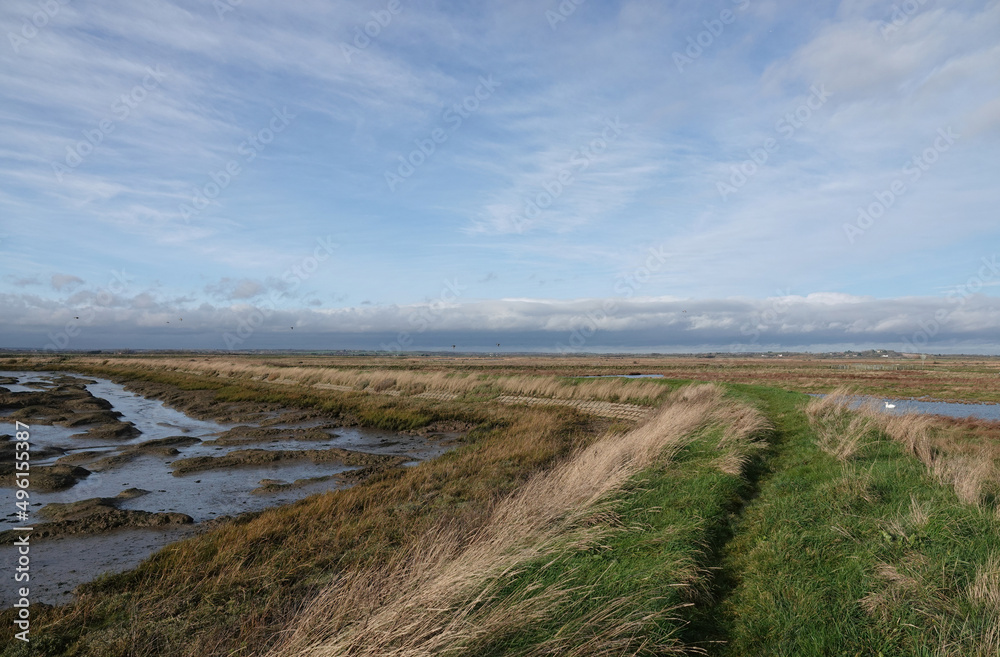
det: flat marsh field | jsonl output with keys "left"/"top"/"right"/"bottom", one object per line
{"left": 2, "top": 352, "right": 1000, "bottom": 656}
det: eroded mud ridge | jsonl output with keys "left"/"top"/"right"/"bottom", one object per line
{"left": 0, "top": 489, "right": 192, "bottom": 544}
{"left": 1, "top": 374, "right": 138, "bottom": 435}
{"left": 171, "top": 447, "right": 407, "bottom": 475}
{"left": 0, "top": 375, "right": 138, "bottom": 493}
{"left": 0, "top": 372, "right": 459, "bottom": 606}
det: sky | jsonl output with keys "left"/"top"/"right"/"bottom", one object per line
{"left": 1, "top": 0, "right": 998, "bottom": 354}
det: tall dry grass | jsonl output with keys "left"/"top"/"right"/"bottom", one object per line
{"left": 84, "top": 357, "right": 670, "bottom": 405}
{"left": 264, "top": 385, "right": 768, "bottom": 657}
{"left": 805, "top": 390, "right": 883, "bottom": 461}
{"left": 806, "top": 388, "right": 1000, "bottom": 511}
{"left": 860, "top": 553, "right": 1000, "bottom": 657}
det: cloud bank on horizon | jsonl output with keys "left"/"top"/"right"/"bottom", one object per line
{"left": 1, "top": 0, "right": 998, "bottom": 353}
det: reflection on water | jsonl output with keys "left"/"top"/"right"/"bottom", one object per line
{"left": 818, "top": 393, "right": 1000, "bottom": 422}
{"left": 579, "top": 374, "right": 665, "bottom": 379}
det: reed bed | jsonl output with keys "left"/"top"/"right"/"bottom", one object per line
{"left": 85, "top": 357, "right": 671, "bottom": 405}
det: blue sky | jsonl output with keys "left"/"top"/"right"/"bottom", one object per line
{"left": 1, "top": 0, "right": 999, "bottom": 353}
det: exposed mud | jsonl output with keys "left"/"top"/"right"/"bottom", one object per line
{"left": 171, "top": 447, "right": 407, "bottom": 475}
{"left": 56, "top": 436, "right": 203, "bottom": 471}
{"left": 0, "top": 463, "right": 91, "bottom": 491}
{"left": 0, "top": 488, "right": 192, "bottom": 544}
{"left": 0, "top": 375, "right": 140, "bottom": 441}
{"left": 205, "top": 425, "right": 341, "bottom": 446}
{"left": 252, "top": 474, "right": 340, "bottom": 494}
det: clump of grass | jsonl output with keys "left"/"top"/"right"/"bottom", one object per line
{"left": 368, "top": 376, "right": 396, "bottom": 392}
{"left": 858, "top": 550, "right": 1000, "bottom": 657}
{"left": 805, "top": 389, "right": 882, "bottom": 461}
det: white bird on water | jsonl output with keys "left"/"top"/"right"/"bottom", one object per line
{"left": 885, "top": 401, "right": 896, "bottom": 409}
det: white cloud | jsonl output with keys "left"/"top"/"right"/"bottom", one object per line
{"left": 2, "top": 291, "right": 998, "bottom": 353}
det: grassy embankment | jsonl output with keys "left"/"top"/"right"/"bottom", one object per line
{"left": 2, "top": 356, "right": 1000, "bottom": 655}
{"left": 265, "top": 384, "right": 771, "bottom": 656}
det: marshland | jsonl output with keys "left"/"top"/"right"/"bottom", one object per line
{"left": 2, "top": 352, "right": 1000, "bottom": 656}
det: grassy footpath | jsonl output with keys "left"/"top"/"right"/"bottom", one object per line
{"left": 715, "top": 385, "right": 1000, "bottom": 656}
{"left": 437, "top": 384, "right": 1000, "bottom": 655}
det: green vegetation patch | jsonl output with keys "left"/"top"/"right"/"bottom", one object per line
{"left": 716, "top": 386, "right": 1000, "bottom": 656}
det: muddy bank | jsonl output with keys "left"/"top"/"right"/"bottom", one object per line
{"left": 172, "top": 446, "right": 408, "bottom": 475}
{"left": 0, "top": 375, "right": 140, "bottom": 440}
{"left": 0, "top": 489, "right": 192, "bottom": 544}
{"left": 0, "top": 463, "right": 91, "bottom": 491}
{"left": 205, "top": 425, "right": 340, "bottom": 446}
{"left": 103, "top": 377, "right": 286, "bottom": 424}
{"left": 0, "top": 433, "right": 64, "bottom": 462}
{"left": 252, "top": 474, "right": 339, "bottom": 494}
{"left": 406, "top": 419, "right": 475, "bottom": 436}
{"left": 249, "top": 465, "right": 392, "bottom": 494}
{"left": 55, "top": 436, "right": 202, "bottom": 471}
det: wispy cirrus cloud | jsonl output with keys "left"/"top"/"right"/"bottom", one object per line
{"left": 0, "top": 0, "right": 997, "bottom": 351}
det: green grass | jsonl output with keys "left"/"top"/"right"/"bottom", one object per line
{"left": 716, "top": 385, "right": 1000, "bottom": 656}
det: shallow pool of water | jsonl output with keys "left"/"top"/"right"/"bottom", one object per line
{"left": 579, "top": 374, "right": 665, "bottom": 379}
{"left": 0, "top": 527, "right": 198, "bottom": 607}
{"left": 816, "top": 394, "right": 1000, "bottom": 422}
{"left": 877, "top": 398, "right": 1000, "bottom": 422}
